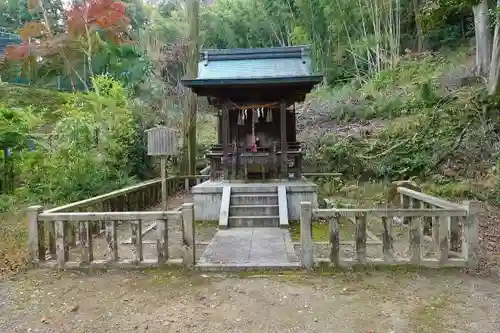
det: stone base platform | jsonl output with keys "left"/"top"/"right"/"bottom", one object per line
{"left": 191, "top": 179, "right": 318, "bottom": 221}
{"left": 197, "top": 228, "right": 300, "bottom": 269}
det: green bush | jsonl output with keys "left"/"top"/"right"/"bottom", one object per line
{"left": 0, "top": 76, "right": 141, "bottom": 210}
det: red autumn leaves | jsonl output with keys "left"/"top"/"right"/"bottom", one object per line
{"left": 4, "top": 0, "right": 130, "bottom": 61}
{"left": 66, "top": 0, "right": 129, "bottom": 37}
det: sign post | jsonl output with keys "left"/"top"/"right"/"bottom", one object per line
{"left": 145, "top": 126, "right": 178, "bottom": 211}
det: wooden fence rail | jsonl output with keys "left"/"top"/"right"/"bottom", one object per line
{"left": 26, "top": 166, "right": 210, "bottom": 270}
{"left": 45, "top": 173, "right": 210, "bottom": 215}
{"left": 397, "top": 186, "right": 476, "bottom": 253}
{"left": 299, "top": 186, "right": 480, "bottom": 269}
{"left": 27, "top": 203, "right": 196, "bottom": 269}
{"left": 39, "top": 173, "right": 209, "bottom": 250}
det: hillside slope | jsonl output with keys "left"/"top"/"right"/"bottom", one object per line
{"left": 297, "top": 47, "right": 495, "bottom": 198}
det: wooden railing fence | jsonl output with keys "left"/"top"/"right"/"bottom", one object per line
{"left": 299, "top": 186, "right": 480, "bottom": 269}
{"left": 27, "top": 203, "right": 196, "bottom": 269}
{"left": 27, "top": 167, "right": 211, "bottom": 268}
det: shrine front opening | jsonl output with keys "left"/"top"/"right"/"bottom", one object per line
{"left": 208, "top": 102, "right": 302, "bottom": 181}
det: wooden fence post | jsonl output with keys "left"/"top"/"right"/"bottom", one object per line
{"left": 431, "top": 205, "right": 440, "bottom": 253}
{"left": 161, "top": 156, "right": 168, "bottom": 211}
{"left": 66, "top": 222, "right": 76, "bottom": 247}
{"left": 437, "top": 213, "right": 449, "bottom": 264}
{"left": 329, "top": 212, "right": 340, "bottom": 267}
{"left": 401, "top": 194, "right": 410, "bottom": 224}
{"left": 131, "top": 221, "right": 139, "bottom": 263}
{"left": 136, "top": 221, "right": 143, "bottom": 262}
{"left": 300, "top": 202, "right": 313, "bottom": 269}
{"left": 382, "top": 215, "right": 394, "bottom": 262}
{"left": 182, "top": 203, "right": 195, "bottom": 266}
{"left": 105, "top": 218, "right": 118, "bottom": 261}
{"left": 355, "top": 213, "right": 367, "bottom": 264}
{"left": 27, "top": 205, "right": 44, "bottom": 266}
{"left": 156, "top": 217, "right": 169, "bottom": 265}
{"left": 409, "top": 199, "right": 422, "bottom": 264}
{"left": 46, "top": 220, "right": 56, "bottom": 258}
{"left": 55, "top": 220, "right": 67, "bottom": 269}
{"left": 462, "top": 201, "right": 480, "bottom": 269}
{"left": 449, "top": 216, "right": 460, "bottom": 252}
{"left": 423, "top": 202, "right": 432, "bottom": 235}
{"left": 79, "top": 221, "right": 93, "bottom": 264}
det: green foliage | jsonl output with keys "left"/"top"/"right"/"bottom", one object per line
{"left": 0, "top": 104, "right": 39, "bottom": 196}
{"left": 0, "top": 0, "right": 492, "bottom": 211}
{"left": 419, "top": 0, "right": 470, "bottom": 32}
{"left": 0, "top": 0, "right": 64, "bottom": 32}
{"left": 305, "top": 51, "right": 489, "bottom": 186}
{"left": 313, "top": 102, "right": 477, "bottom": 181}
{"left": 90, "top": 41, "right": 152, "bottom": 93}
{"left": 201, "top": 0, "right": 290, "bottom": 49}
{"left": 0, "top": 76, "right": 140, "bottom": 211}
{"left": 198, "top": 0, "right": 472, "bottom": 83}
{"left": 0, "top": 105, "right": 39, "bottom": 149}
{"left": 0, "top": 193, "right": 15, "bottom": 211}
{"left": 422, "top": 178, "right": 492, "bottom": 201}
{"left": 122, "top": 0, "right": 148, "bottom": 33}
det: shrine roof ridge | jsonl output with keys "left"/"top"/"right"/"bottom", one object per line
{"left": 182, "top": 45, "right": 323, "bottom": 88}
{"left": 199, "top": 45, "right": 311, "bottom": 61}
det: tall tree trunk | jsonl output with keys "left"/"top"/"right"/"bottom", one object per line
{"left": 488, "top": 15, "right": 500, "bottom": 95}
{"left": 413, "top": 0, "right": 426, "bottom": 52}
{"left": 183, "top": 0, "right": 200, "bottom": 177}
{"left": 473, "top": 1, "right": 492, "bottom": 77}
{"left": 484, "top": 2, "right": 500, "bottom": 122}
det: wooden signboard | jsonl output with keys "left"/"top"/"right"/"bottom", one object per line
{"left": 145, "top": 126, "right": 178, "bottom": 210}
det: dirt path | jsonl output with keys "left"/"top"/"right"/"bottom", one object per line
{"left": 0, "top": 269, "right": 499, "bottom": 333}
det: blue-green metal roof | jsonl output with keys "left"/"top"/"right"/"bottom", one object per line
{"left": 0, "top": 29, "right": 20, "bottom": 56}
{"left": 182, "top": 45, "right": 322, "bottom": 87}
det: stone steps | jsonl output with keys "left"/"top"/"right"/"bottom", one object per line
{"left": 227, "top": 186, "right": 281, "bottom": 228}
{"left": 229, "top": 204, "right": 279, "bottom": 216}
{"left": 228, "top": 216, "right": 280, "bottom": 227}
{"left": 229, "top": 186, "right": 278, "bottom": 193}
{"left": 230, "top": 193, "right": 278, "bottom": 206}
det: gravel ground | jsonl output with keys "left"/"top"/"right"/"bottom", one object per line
{"left": 0, "top": 269, "right": 499, "bottom": 333}
{"left": 3, "top": 191, "right": 500, "bottom": 332}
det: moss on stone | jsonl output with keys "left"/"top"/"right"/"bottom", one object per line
{"left": 288, "top": 219, "right": 354, "bottom": 241}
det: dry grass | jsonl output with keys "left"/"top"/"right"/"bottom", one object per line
{"left": 0, "top": 212, "right": 28, "bottom": 281}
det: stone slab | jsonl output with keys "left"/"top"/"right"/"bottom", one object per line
{"left": 278, "top": 185, "right": 289, "bottom": 228}
{"left": 219, "top": 186, "right": 231, "bottom": 229}
{"left": 198, "top": 228, "right": 299, "bottom": 266}
{"left": 195, "top": 262, "right": 302, "bottom": 271}
{"left": 192, "top": 179, "right": 317, "bottom": 193}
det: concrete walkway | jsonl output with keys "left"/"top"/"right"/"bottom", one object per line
{"left": 197, "top": 228, "right": 300, "bottom": 269}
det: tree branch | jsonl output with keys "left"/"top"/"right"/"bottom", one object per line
{"left": 429, "top": 120, "right": 472, "bottom": 170}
